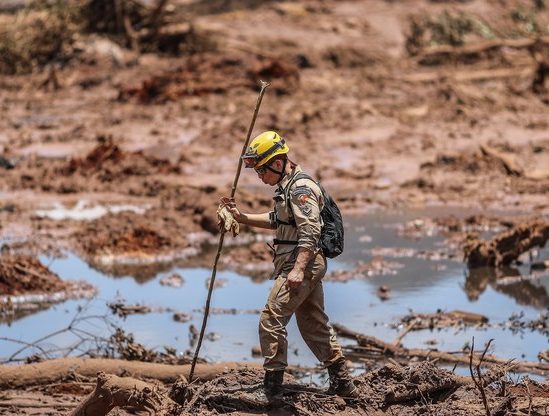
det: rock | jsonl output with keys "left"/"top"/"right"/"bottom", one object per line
{"left": 173, "top": 312, "right": 191, "bottom": 323}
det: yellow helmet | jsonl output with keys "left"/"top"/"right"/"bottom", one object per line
{"left": 242, "top": 131, "right": 289, "bottom": 169}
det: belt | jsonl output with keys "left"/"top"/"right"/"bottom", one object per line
{"left": 273, "top": 239, "right": 298, "bottom": 245}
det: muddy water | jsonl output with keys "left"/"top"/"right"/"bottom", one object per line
{"left": 1, "top": 208, "right": 548, "bottom": 379}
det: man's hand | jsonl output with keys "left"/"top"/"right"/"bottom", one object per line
{"left": 217, "top": 197, "right": 240, "bottom": 237}
{"left": 220, "top": 197, "right": 242, "bottom": 222}
{"left": 286, "top": 268, "right": 305, "bottom": 289}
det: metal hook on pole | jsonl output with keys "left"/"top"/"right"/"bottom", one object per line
{"left": 188, "top": 81, "right": 270, "bottom": 382}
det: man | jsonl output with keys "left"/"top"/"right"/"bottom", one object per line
{"left": 219, "top": 131, "right": 357, "bottom": 398}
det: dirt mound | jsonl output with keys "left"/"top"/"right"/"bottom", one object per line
{"left": 118, "top": 53, "right": 300, "bottom": 103}
{"left": 169, "top": 362, "right": 521, "bottom": 415}
{"left": 59, "top": 135, "right": 181, "bottom": 180}
{"left": 0, "top": 255, "right": 68, "bottom": 296}
{"left": 75, "top": 211, "right": 189, "bottom": 257}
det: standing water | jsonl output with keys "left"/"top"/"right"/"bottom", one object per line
{"left": 1, "top": 208, "right": 548, "bottom": 380}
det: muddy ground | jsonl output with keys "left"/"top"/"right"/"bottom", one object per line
{"left": 0, "top": 0, "right": 548, "bottom": 414}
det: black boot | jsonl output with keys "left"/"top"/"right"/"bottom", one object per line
{"left": 263, "top": 370, "right": 284, "bottom": 397}
{"left": 327, "top": 359, "right": 358, "bottom": 398}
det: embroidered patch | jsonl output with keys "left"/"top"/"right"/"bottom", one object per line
{"left": 291, "top": 186, "right": 314, "bottom": 216}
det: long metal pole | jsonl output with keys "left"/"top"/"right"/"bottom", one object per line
{"left": 189, "top": 81, "right": 270, "bottom": 382}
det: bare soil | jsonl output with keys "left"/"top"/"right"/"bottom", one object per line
{"left": 0, "top": 0, "right": 548, "bottom": 413}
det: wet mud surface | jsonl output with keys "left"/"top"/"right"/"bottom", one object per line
{"left": 0, "top": 0, "right": 548, "bottom": 414}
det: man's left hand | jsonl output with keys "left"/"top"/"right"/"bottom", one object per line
{"left": 286, "top": 268, "right": 304, "bottom": 289}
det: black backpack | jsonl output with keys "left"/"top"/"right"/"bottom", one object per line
{"left": 284, "top": 172, "right": 344, "bottom": 258}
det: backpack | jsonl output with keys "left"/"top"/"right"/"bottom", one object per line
{"left": 284, "top": 172, "right": 344, "bottom": 258}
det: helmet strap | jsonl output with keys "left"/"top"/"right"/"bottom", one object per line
{"left": 271, "top": 158, "right": 288, "bottom": 183}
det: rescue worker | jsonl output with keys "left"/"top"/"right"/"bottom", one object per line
{"left": 218, "top": 131, "right": 357, "bottom": 398}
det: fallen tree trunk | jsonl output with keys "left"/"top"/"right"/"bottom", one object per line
{"left": 70, "top": 372, "right": 178, "bottom": 416}
{"left": 0, "top": 358, "right": 261, "bottom": 388}
{"left": 464, "top": 220, "right": 549, "bottom": 267}
{"left": 334, "top": 324, "right": 549, "bottom": 375}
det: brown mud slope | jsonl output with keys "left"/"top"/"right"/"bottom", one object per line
{"left": 0, "top": 254, "right": 96, "bottom": 318}
{"left": 0, "top": 0, "right": 547, "bottom": 269}
{"left": 0, "top": 255, "right": 67, "bottom": 296}
{"left": 0, "top": 0, "right": 548, "bottom": 410}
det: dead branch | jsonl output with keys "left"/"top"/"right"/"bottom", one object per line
{"left": 334, "top": 324, "right": 547, "bottom": 375}
{"left": 333, "top": 323, "right": 399, "bottom": 355}
{"left": 393, "top": 319, "right": 418, "bottom": 347}
{"left": 469, "top": 337, "right": 493, "bottom": 416}
{"left": 0, "top": 358, "right": 262, "bottom": 388}
{"left": 525, "top": 378, "right": 533, "bottom": 416}
{"left": 70, "top": 372, "right": 178, "bottom": 416}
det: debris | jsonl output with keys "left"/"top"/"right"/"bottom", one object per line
{"left": 334, "top": 323, "right": 549, "bottom": 375}
{"left": 397, "top": 310, "right": 489, "bottom": 330}
{"left": 159, "top": 273, "right": 184, "bottom": 288}
{"left": 173, "top": 312, "right": 191, "bottom": 323}
{"left": 69, "top": 372, "right": 178, "bottom": 416}
{"left": 377, "top": 285, "right": 391, "bottom": 301}
{"left": 464, "top": 220, "right": 549, "bottom": 268}
{"left": 108, "top": 302, "right": 152, "bottom": 317}
{"left": 118, "top": 53, "right": 299, "bottom": 103}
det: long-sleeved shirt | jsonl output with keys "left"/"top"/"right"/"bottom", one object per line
{"left": 270, "top": 165, "right": 324, "bottom": 279}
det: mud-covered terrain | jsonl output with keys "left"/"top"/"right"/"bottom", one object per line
{"left": 0, "top": 0, "right": 548, "bottom": 414}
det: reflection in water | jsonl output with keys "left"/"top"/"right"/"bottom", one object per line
{"left": 87, "top": 258, "right": 180, "bottom": 283}
{"left": 465, "top": 267, "right": 549, "bottom": 309}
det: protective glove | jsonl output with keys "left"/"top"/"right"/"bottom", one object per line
{"left": 216, "top": 205, "right": 240, "bottom": 237}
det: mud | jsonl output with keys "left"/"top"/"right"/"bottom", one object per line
{"left": 0, "top": 0, "right": 549, "bottom": 413}
{"left": 0, "top": 255, "right": 67, "bottom": 296}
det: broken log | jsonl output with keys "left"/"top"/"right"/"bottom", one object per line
{"left": 0, "top": 358, "right": 261, "bottom": 388}
{"left": 334, "top": 324, "right": 549, "bottom": 375}
{"left": 332, "top": 323, "right": 399, "bottom": 355}
{"left": 70, "top": 372, "right": 178, "bottom": 416}
{"left": 464, "top": 220, "right": 549, "bottom": 268}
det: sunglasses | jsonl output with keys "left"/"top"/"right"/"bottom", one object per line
{"left": 254, "top": 164, "right": 269, "bottom": 175}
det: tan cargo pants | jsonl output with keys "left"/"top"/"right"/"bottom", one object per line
{"left": 259, "top": 251, "right": 344, "bottom": 371}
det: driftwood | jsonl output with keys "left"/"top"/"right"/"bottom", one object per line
{"left": 70, "top": 372, "right": 178, "bottom": 416}
{"left": 333, "top": 323, "right": 549, "bottom": 375}
{"left": 0, "top": 358, "right": 261, "bottom": 388}
{"left": 464, "top": 220, "right": 549, "bottom": 268}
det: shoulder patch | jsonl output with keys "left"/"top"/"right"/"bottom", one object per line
{"left": 291, "top": 185, "right": 314, "bottom": 216}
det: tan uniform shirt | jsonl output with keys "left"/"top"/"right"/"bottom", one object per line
{"left": 270, "top": 165, "right": 324, "bottom": 279}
